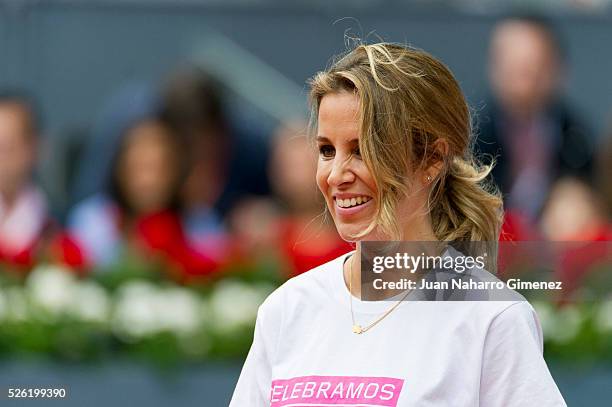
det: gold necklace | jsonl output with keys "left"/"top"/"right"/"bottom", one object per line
{"left": 348, "top": 254, "right": 413, "bottom": 334}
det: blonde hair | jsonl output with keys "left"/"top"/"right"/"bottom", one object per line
{"left": 308, "top": 43, "right": 503, "bottom": 242}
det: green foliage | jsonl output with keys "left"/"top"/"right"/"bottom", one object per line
{"left": 0, "top": 259, "right": 279, "bottom": 366}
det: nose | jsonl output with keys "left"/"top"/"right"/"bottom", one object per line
{"left": 327, "top": 155, "right": 355, "bottom": 187}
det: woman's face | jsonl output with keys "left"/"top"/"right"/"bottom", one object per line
{"left": 316, "top": 91, "right": 435, "bottom": 242}
{"left": 315, "top": 92, "right": 378, "bottom": 241}
{"left": 118, "top": 120, "right": 178, "bottom": 214}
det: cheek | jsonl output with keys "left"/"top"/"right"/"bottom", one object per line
{"left": 355, "top": 164, "right": 377, "bottom": 195}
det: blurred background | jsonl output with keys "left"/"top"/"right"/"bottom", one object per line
{"left": 0, "top": 0, "right": 611, "bottom": 405}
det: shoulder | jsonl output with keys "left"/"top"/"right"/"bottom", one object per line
{"left": 468, "top": 300, "right": 544, "bottom": 356}
{"left": 488, "top": 301, "right": 541, "bottom": 338}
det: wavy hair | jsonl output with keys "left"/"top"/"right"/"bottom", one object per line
{"left": 308, "top": 43, "right": 503, "bottom": 242}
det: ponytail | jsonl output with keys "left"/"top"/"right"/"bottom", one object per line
{"left": 431, "top": 157, "right": 503, "bottom": 242}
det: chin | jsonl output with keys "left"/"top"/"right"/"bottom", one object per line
{"left": 329, "top": 212, "right": 380, "bottom": 243}
{"left": 334, "top": 223, "right": 378, "bottom": 243}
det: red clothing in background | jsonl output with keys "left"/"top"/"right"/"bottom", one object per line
{"left": 278, "top": 218, "right": 352, "bottom": 277}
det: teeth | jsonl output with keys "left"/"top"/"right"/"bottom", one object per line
{"left": 336, "top": 196, "right": 371, "bottom": 208}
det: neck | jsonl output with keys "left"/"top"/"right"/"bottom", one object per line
{"left": 345, "top": 244, "right": 362, "bottom": 299}
{"left": 401, "top": 207, "right": 438, "bottom": 242}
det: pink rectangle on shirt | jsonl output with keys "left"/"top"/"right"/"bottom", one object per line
{"left": 270, "top": 375, "right": 404, "bottom": 406}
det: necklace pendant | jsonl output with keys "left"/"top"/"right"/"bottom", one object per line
{"left": 352, "top": 324, "right": 363, "bottom": 334}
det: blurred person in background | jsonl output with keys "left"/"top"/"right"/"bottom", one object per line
{"left": 267, "top": 122, "right": 351, "bottom": 276}
{"left": 478, "top": 14, "right": 594, "bottom": 233}
{"left": 67, "top": 116, "right": 217, "bottom": 282}
{"left": 227, "top": 121, "right": 352, "bottom": 276}
{"left": 540, "top": 175, "right": 611, "bottom": 297}
{"left": 0, "top": 91, "right": 83, "bottom": 269}
{"left": 536, "top": 122, "right": 612, "bottom": 298}
{"left": 538, "top": 114, "right": 612, "bottom": 242}
{"left": 540, "top": 177, "right": 609, "bottom": 241}
{"left": 159, "top": 66, "right": 271, "bottom": 261}
{"left": 71, "top": 82, "right": 158, "bottom": 205}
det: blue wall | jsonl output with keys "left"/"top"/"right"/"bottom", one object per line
{"left": 2, "top": 2, "right": 611, "bottom": 136}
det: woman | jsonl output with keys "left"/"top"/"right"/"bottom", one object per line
{"left": 230, "top": 43, "right": 565, "bottom": 406}
{"left": 68, "top": 116, "right": 217, "bottom": 281}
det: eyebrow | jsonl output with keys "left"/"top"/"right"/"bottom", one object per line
{"left": 316, "top": 136, "right": 358, "bottom": 144}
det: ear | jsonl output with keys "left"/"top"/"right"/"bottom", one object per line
{"left": 423, "top": 139, "right": 449, "bottom": 184}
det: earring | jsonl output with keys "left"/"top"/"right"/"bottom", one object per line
{"left": 426, "top": 175, "right": 432, "bottom": 183}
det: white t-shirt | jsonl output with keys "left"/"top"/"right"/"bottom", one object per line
{"left": 230, "top": 251, "right": 566, "bottom": 406}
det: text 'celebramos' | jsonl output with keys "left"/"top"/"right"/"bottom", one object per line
{"left": 372, "top": 253, "right": 487, "bottom": 274}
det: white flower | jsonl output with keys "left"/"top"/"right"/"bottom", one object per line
{"left": 155, "top": 286, "right": 202, "bottom": 335}
{"left": 69, "top": 281, "right": 111, "bottom": 324}
{"left": 111, "top": 281, "right": 161, "bottom": 340}
{"left": 26, "top": 265, "right": 77, "bottom": 317}
{"left": 111, "top": 281, "right": 205, "bottom": 340}
{"left": 26, "top": 265, "right": 112, "bottom": 324}
{"left": 594, "top": 300, "right": 612, "bottom": 333}
{"left": 209, "top": 280, "right": 273, "bottom": 333}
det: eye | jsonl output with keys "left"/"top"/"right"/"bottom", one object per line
{"left": 353, "top": 146, "right": 361, "bottom": 157}
{"left": 318, "top": 144, "right": 335, "bottom": 159}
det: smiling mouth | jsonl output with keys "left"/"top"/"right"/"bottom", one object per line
{"left": 334, "top": 196, "right": 372, "bottom": 209}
